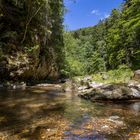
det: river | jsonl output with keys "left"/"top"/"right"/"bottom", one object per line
{"left": 0, "top": 84, "right": 139, "bottom": 140}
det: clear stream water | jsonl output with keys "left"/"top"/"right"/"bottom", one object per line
{"left": 0, "top": 85, "right": 140, "bottom": 140}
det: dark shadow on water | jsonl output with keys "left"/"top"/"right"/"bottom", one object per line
{"left": 0, "top": 88, "right": 66, "bottom": 134}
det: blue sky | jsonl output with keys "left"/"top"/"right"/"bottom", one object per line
{"left": 64, "top": 0, "right": 124, "bottom": 30}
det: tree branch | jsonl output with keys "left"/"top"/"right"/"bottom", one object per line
{"left": 21, "top": 5, "right": 43, "bottom": 44}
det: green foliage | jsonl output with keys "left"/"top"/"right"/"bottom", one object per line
{"left": 92, "top": 66, "right": 133, "bottom": 84}
{"left": 0, "top": 0, "right": 139, "bottom": 80}
{"left": 64, "top": 0, "right": 140, "bottom": 77}
{"left": 84, "top": 52, "right": 106, "bottom": 74}
{"left": 62, "top": 32, "right": 84, "bottom": 76}
{"left": 25, "top": 45, "right": 39, "bottom": 53}
{"left": 0, "top": 0, "right": 64, "bottom": 80}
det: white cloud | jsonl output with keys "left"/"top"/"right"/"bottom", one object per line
{"left": 104, "top": 14, "right": 110, "bottom": 19}
{"left": 91, "top": 10, "right": 100, "bottom": 16}
{"left": 91, "top": 10, "right": 110, "bottom": 20}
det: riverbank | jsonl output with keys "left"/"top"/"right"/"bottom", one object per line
{"left": 0, "top": 79, "right": 64, "bottom": 90}
{"left": 64, "top": 69, "right": 140, "bottom": 102}
{"left": 1, "top": 69, "right": 140, "bottom": 102}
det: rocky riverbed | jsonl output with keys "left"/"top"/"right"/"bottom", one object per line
{"left": 0, "top": 85, "right": 140, "bottom": 140}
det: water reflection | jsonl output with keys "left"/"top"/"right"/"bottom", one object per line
{"left": 0, "top": 85, "right": 139, "bottom": 140}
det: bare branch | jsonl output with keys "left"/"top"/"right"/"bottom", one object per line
{"left": 21, "top": 5, "right": 43, "bottom": 44}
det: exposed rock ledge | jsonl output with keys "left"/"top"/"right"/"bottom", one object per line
{"left": 78, "top": 81, "right": 140, "bottom": 101}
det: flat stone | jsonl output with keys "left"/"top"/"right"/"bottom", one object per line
{"left": 109, "top": 116, "right": 120, "bottom": 120}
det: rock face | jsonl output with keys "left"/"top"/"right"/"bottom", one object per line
{"left": 133, "top": 70, "right": 140, "bottom": 81}
{"left": 79, "top": 83, "right": 140, "bottom": 101}
{"left": 0, "top": 52, "right": 59, "bottom": 82}
{"left": 0, "top": 53, "right": 30, "bottom": 81}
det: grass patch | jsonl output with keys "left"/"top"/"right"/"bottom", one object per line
{"left": 92, "top": 68, "right": 133, "bottom": 84}
{"left": 73, "top": 66, "right": 134, "bottom": 84}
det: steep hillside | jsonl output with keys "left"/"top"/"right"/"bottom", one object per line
{"left": 64, "top": 0, "right": 140, "bottom": 76}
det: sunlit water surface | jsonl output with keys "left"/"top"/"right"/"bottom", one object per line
{"left": 0, "top": 85, "right": 140, "bottom": 140}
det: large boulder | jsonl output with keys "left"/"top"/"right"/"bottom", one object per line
{"left": 79, "top": 84, "right": 140, "bottom": 101}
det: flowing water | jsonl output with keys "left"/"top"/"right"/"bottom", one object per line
{"left": 0, "top": 84, "right": 140, "bottom": 140}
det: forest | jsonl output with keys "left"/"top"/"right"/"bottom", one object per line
{"left": 64, "top": 0, "right": 140, "bottom": 77}
{"left": 0, "top": 0, "right": 140, "bottom": 139}
{"left": 0, "top": 0, "right": 140, "bottom": 82}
